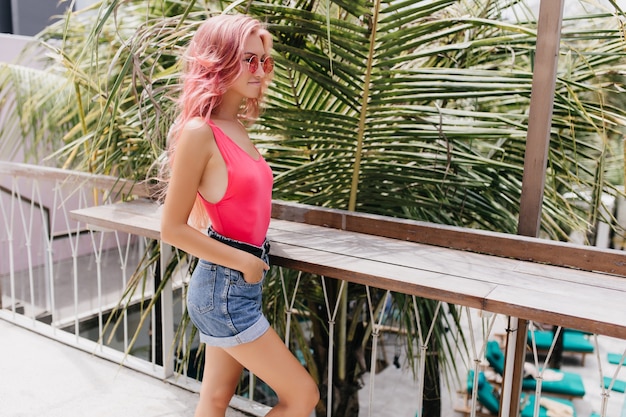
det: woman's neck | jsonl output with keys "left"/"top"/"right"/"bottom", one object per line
{"left": 212, "top": 111, "right": 239, "bottom": 122}
{"left": 213, "top": 93, "right": 243, "bottom": 121}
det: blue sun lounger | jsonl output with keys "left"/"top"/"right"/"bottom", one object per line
{"left": 486, "top": 340, "right": 586, "bottom": 398}
{"left": 459, "top": 370, "right": 577, "bottom": 417}
{"left": 528, "top": 329, "right": 594, "bottom": 365}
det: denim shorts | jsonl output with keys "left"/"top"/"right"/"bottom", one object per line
{"left": 187, "top": 228, "right": 271, "bottom": 347}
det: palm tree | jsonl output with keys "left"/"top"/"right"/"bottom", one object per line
{"left": 2, "top": 0, "right": 626, "bottom": 415}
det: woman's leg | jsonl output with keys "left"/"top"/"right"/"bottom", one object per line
{"left": 225, "top": 328, "right": 320, "bottom": 417}
{"left": 195, "top": 345, "right": 244, "bottom": 417}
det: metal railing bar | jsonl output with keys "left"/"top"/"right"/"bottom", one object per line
{"left": 321, "top": 276, "right": 346, "bottom": 417}
{"left": 279, "top": 268, "right": 302, "bottom": 347}
{"left": 0, "top": 161, "right": 151, "bottom": 199}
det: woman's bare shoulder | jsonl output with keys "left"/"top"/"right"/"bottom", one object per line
{"left": 179, "top": 117, "right": 215, "bottom": 147}
{"left": 182, "top": 117, "right": 212, "bottom": 134}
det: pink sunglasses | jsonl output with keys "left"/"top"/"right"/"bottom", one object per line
{"left": 243, "top": 55, "right": 275, "bottom": 74}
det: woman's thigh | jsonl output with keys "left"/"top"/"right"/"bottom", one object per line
{"left": 199, "top": 345, "right": 243, "bottom": 401}
{"left": 224, "top": 328, "right": 318, "bottom": 404}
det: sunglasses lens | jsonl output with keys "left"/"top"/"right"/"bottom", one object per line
{"left": 262, "top": 57, "right": 274, "bottom": 73}
{"left": 247, "top": 56, "right": 259, "bottom": 73}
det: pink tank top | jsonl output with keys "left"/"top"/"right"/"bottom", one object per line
{"left": 199, "top": 121, "right": 273, "bottom": 246}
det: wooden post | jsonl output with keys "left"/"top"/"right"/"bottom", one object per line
{"left": 505, "top": 1, "right": 565, "bottom": 416}
{"left": 518, "top": 0, "right": 565, "bottom": 237}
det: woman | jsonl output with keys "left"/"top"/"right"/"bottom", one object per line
{"left": 160, "top": 14, "right": 319, "bottom": 417}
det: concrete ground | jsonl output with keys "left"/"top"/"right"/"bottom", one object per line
{"left": 0, "top": 319, "right": 251, "bottom": 417}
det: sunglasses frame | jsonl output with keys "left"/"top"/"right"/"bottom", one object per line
{"left": 243, "top": 55, "right": 274, "bottom": 74}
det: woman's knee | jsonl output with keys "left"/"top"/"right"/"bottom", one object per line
{"left": 200, "top": 383, "right": 235, "bottom": 410}
{"left": 286, "top": 375, "right": 320, "bottom": 412}
{"left": 306, "top": 380, "right": 321, "bottom": 410}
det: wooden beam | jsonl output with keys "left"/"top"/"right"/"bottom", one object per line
{"left": 272, "top": 200, "right": 626, "bottom": 277}
{"left": 507, "top": 1, "right": 565, "bottom": 417}
{"left": 517, "top": 0, "right": 565, "bottom": 238}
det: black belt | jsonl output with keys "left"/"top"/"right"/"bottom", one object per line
{"left": 208, "top": 227, "right": 270, "bottom": 259}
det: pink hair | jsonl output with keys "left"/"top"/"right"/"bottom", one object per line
{"left": 167, "top": 14, "right": 273, "bottom": 228}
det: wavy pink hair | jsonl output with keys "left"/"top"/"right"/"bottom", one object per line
{"left": 167, "top": 14, "right": 273, "bottom": 228}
